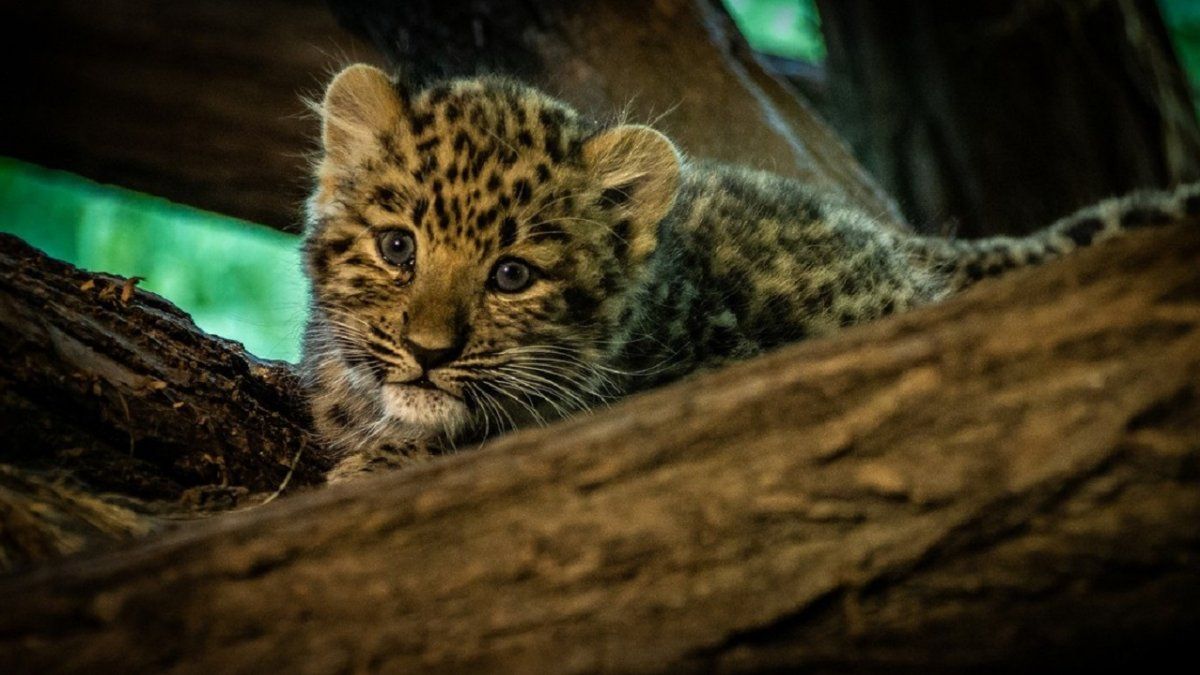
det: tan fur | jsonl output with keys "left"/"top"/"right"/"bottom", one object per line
{"left": 301, "top": 64, "right": 1200, "bottom": 480}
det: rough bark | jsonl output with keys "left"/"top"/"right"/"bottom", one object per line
{"left": 817, "top": 0, "right": 1200, "bottom": 238}
{"left": 328, "top": 0, "right": 907, "bottom": 231}
{"left": 2, "top": 225, "right": 1197, "bottom": 673}
{"left": 0, "top": 0, "right": 381, "bottom": 231}
{"left": 0, "top": 234, "right": 329, "bottom": 512}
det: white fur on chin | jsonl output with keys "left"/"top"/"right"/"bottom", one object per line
{"left": 380, "top": 383, "right": 469, "bottom": 438}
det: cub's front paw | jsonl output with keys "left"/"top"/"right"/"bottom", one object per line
{"left": 325, "top": 441, "right": 434, "bottom": 483}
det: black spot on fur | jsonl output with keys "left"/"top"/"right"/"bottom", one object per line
{"left": 328, "top": 404, "right": 353, "bottom": 429}
{"left": 477, "top": 208, "right": 498, "bottom": 230}
{"left": 411, "top": 198, "right": 429, "bottom": 226}
{"left": 563, "top": 286, "right": 601, "bottom": 323}
{"left": 517, "top": 130, "right": 534, "bottom": 147}
{"left": 536, "top": 163, "right": 551, "bottom": 184}
{"left": 1185, "top": 194, "right": 1200, "bottom": 216}
{"left": 539, "top": 108, "right": 565, "bottom": 130}
{"left": 611, "top": 218, "right": 631, "bottom": 262}
{"left": 599, "top": 183, "right": 634, "bottom": 209}
{"left": 445, "top": 103, "right": 461, "bottom": 122}
{"left": 416, "top": 137, "right": 439, "bottom": 154}
{"left": 325, "top": 235, "right": 354, "bottom": 256}
{"left": 487, "top": 173, "right": 502, "bottom": 191}
{"left": 410, "top": 113, "right": 434, "bottom": 136}
{"left": 757, "top": 296, "right": 802, "bottom": 348}
{"left": 1121, "top": 207, "right": 1172, "bottom": 229}
{"left": 453, "top": 131, "right": 470, "bottom": 153}
{"left": 434, "top": 195, "right": 448, "bottom": 229}
{"left": 426, "top": 86, "right": 451, "bottom": 105}
{"left": 529, "top": 222, "right": 570, "bottom": 243}
{"left": 470, "top": 147, "right": 490, "bottom": 179}
{"left": 544, "top": 129, "right": 564, "bottom": 164}
{"left": 371, "top": 185, "right": 403, "bottom": 213}
{"left": 513, "top": 179, "right": 532, "bottom": 205}
{"left": 499, "top": 217, "right": 518, "bottom": 248}
{"left": 1065, "top": 217, "right": 1105, "bottom": 245}
{"left": 964, "top": 261, "right": 985, "bottom": 281}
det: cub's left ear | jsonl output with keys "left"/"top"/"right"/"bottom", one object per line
{"left": 320, "top": 63, "right": 405, "bottom": 164}
{"left": 582, "top": 125, "right": 681, "bottom": 264}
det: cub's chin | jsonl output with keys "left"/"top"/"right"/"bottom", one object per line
{"left": 380, "top": 383, "right": 470, "bottom": 439}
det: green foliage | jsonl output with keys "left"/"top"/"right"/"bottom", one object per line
{"left": 0, "top": 158, "right": 308, "bottom": 363}
{"left": 1161, "top": 0, "right": 1200, "bottom": 116}
{"left": 723, "top": 0, "right": 824, "bottom": 62}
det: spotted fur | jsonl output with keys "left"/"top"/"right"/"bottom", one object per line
{"left": 302, "top": 64, "right": 1199, "bottom": 480}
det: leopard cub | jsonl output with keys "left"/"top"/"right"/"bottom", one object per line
{"left": 301, "top": 64, "right": 1199, "bottom": 480}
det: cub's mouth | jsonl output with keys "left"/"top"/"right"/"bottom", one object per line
{"left": 379, "top": 379, "right": 470, "bottom": 435}
{"left": 402, "top": 375, "right": 442, "bottom": 392}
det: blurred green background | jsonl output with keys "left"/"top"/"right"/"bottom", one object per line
{"left": 0, "top": 158, "right": 309, "bottom": 362}
{"left": 1, "top": 0, "right": 1198, "bottom": 363}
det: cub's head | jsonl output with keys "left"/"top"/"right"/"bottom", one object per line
{"left": 302, "top": 64, "right": 681, "bottom": 449}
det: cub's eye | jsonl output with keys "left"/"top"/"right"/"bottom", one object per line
{"left": 376, "top": 229, "right": 416, "bottom": 268}
{"left": 491, "top": 258, "right": 534, "bottom": 293}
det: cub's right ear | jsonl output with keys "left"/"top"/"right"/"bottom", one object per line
{"left": 320, "top": 64, "right": 405, "bottom": 162}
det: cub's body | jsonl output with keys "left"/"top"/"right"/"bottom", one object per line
{"left": 301, "top": 65, "right": 1198, "bottom": 478}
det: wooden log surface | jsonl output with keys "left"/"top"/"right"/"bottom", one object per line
{"left": 0, "top": 234, "right": 329, "bottom": 509}
{"left": 2, "top": 225, "right": 1196, "bottom": 672}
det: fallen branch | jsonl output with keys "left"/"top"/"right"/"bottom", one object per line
{"left": 2, "top": 226, "right": 1196, "bottom": 671}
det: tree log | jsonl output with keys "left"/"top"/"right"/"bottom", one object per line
{"left": 2, "top": 225, "right": 1197, "bottom": 672}
{"left": 0, "top": 234, "right": 329, "bottom": 508}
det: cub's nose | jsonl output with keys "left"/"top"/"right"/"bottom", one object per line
{"left": 402, "top": 337, "right": 464, "bottom": 371}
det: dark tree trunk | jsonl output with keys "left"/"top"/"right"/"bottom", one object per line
{"left": 0, "top": 0, "right": 380, "bottom": 232}
{"left": 2, "top": 225, "right": 1198, "bottom": 672}
{"left": 328, "top": 0, "right": 907, "bottom": 231}
{"left": 817, "top": 0, "right": 1200, "bottom": 238}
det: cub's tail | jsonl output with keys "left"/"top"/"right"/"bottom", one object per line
{"left": 909, "top": 182, "right": 1199, "bottom": 291}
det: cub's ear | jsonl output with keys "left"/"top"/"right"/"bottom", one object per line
{"left": 320, "top": 64, "right": 404, "bottom": 162}
{"left": 582, "top": 125, "right": 681, "bottom": 264}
